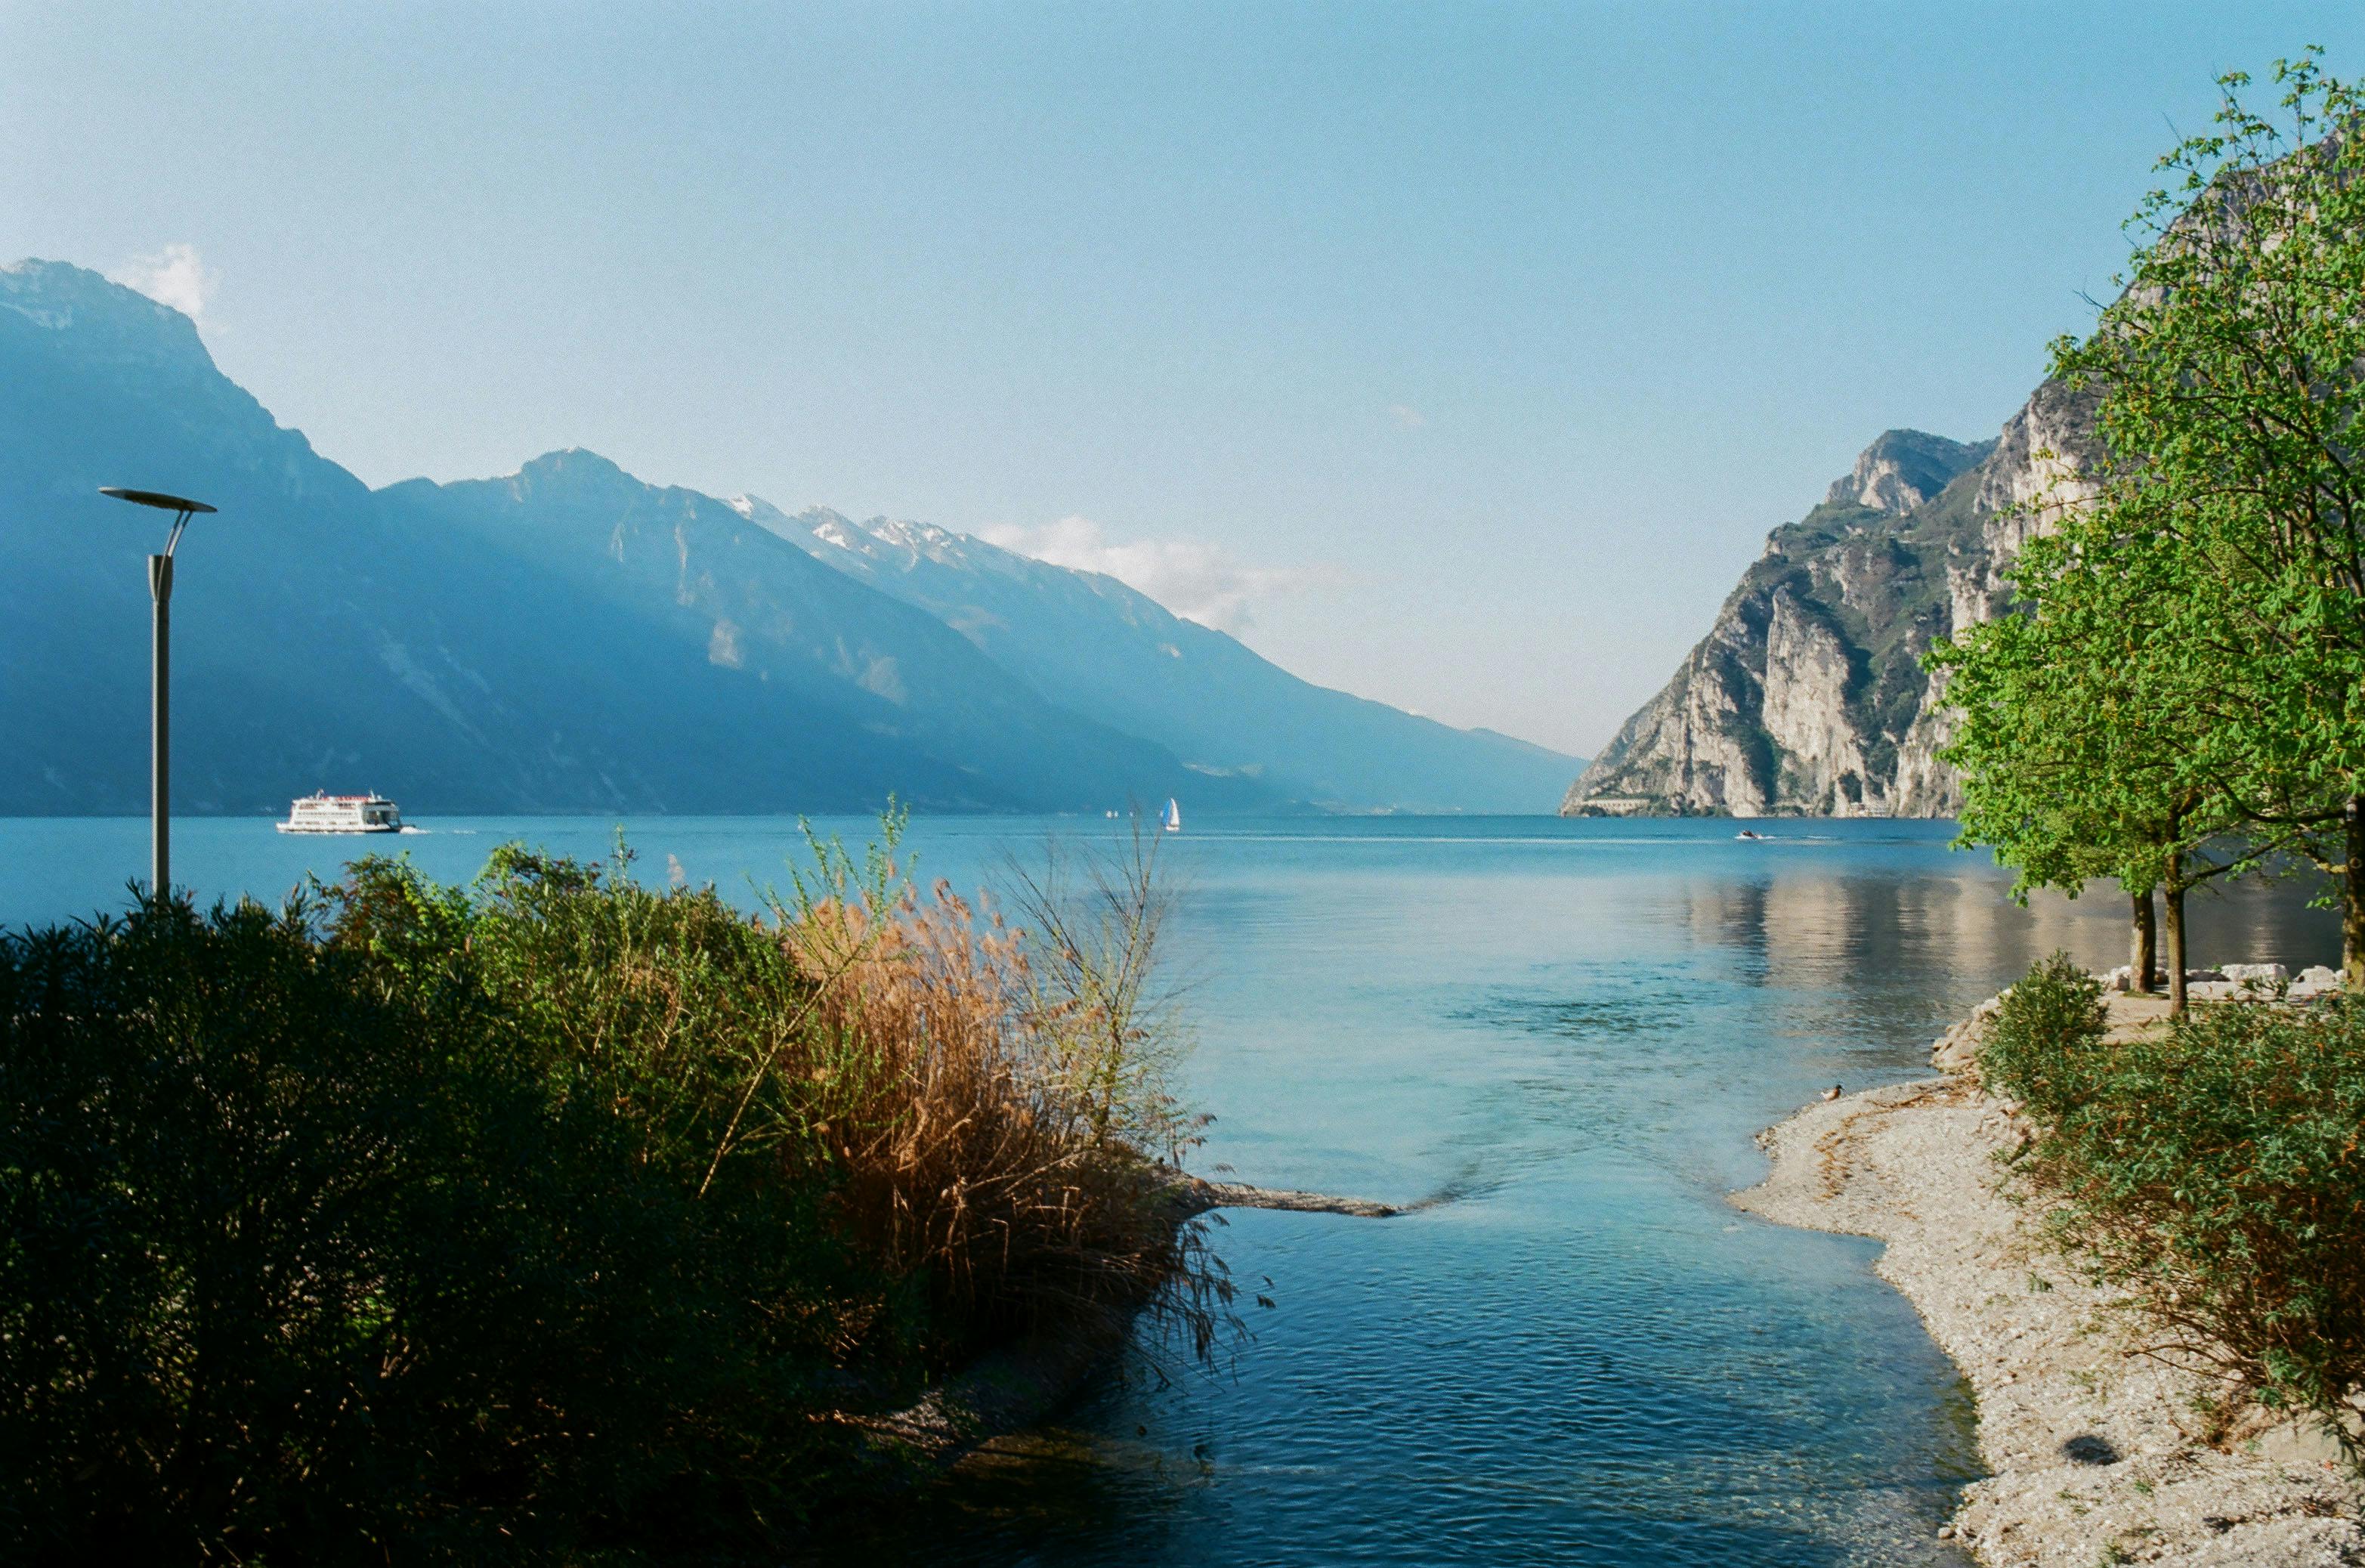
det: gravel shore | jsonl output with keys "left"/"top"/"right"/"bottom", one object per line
{"left": 1733, "top": 997, "right": 2363, "bottom": 1566}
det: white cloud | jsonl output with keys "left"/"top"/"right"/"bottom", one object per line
{"left": 1387, "top": 403, "right": 1427, "bottom": 430}
{"left": 109, "top": 243, "right": 217, "bottom": 326}
{"left": 982, "top": 515, "right": 1323, "bottom": 632}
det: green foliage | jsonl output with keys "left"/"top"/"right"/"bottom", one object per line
{"left": 1984, "top": 959, "right": 2365, "bottom": 1461}
{"left": 1922, "top": 53, "right": 2365, "bottom": 1464}
{"left": 0, "top": 830, "right": 1211, "bottom": 1560}
{"left": 1932, "top": 51, "right": 2365, "bottom": 980}
{"left": 0, "top": 883, "right": 880, "bottom": 1560}
{"left": 1930, "top": 569, "right": 2212, "bottom": 903}
{"left": 2, "top": 895, "right": 550, "bottom": 1557}
{"left": 2051, "top": 51, "right": 2365, "bottom": 824}
{"left": 1980, "top": 952, "right": 2110, "bottom": 1072}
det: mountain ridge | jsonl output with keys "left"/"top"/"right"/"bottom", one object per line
{"left": 2, "top": 258, "right": 1575, "bottom": 817}
{"left": 762, "top": 498, "right": 1586, "bottom": 812}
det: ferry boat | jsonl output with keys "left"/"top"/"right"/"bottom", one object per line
{"left": 277, "top": 792, "right": 404, "bottom": 834}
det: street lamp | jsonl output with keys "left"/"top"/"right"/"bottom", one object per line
{"left": 99, "top": 487, "right": 216, "bottom": 898}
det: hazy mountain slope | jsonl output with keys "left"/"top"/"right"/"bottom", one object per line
{"left": 379, "top": 456, "right": 1267, "bottom": 814}
{"left": 0, "top": 258, "right": 658, "bottom": 815}
{"left": 2, "top": 255, "right": 1560, "bottom": 819}
{"left": 737, "top": 499, "right": 1584, "bottom": 813}
{"left": 0, "top": 259, "right": 1248, "bottom": 815}
{"left": 1562, "top": 404, "right": 2096, "bottom": 818}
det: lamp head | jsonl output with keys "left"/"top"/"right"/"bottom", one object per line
{"left": 100, "top": 488, "right": 215, "bottom": 515}
{"left": 100, "top": 487, "right": 215, "bottom": 558}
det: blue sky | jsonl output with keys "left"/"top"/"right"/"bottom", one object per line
{"left": 8, "top": 3, "right": 2362, "bottom": 755}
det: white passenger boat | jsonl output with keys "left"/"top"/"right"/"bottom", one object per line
{"left": 277, "top": 792, "right": 404, "bottom": 834}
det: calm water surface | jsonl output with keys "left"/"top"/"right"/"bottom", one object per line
{"left": 0, "top": 815, "right": 2338, "bottom": 1566}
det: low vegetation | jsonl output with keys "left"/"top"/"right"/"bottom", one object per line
{"left": 0, "top": 822, "right": 1223, "bottom": 1560}
{"left": 1983, "top": 955, "right": 2365, "bottom": 1462}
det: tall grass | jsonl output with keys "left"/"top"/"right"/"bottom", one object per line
{"left": 0, "top": 819, "right": 1223, "bottom": 1559}
{"left": 1984, "top": 954, "right": 2365, "bottom": 1462}
{"left": 780, "top": 821, "right": 1223, "bottom": 1352}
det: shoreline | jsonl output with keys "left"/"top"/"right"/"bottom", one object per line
{"left": 857, "top": 1176, "right": 1402, "bottom": 1475}
{"left": 1733, "top": 1000, "right": 2362, "bottom": 1566}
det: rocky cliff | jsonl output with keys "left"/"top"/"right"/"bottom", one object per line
{"left": 1563, "top": 388, "right": 2100, "bottom": 818}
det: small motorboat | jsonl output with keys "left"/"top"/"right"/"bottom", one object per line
{"left": 1736, "top": 828, "right": 1764, "bottom": 840}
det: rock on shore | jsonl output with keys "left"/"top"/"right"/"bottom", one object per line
{"left": 1734, "top": 994, "right": 2363, "bottom": 1566}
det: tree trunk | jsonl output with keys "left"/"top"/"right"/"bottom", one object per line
{"left": 2131, "top": 887, "right": 2158, "bottom": 994}
{"left": 2165, "top": 881, "right": 2188, "bottom": 1015}
{"left": 2346, "top": 796, "right": 2365, "bottom": 991}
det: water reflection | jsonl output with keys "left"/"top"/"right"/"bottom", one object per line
{"left": 1687, "top": 849, "right": 2336, "bottom": 1013}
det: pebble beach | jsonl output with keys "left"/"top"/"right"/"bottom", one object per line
{"left": 1734, "top": 991, "right": 2365, "bottom": 1566}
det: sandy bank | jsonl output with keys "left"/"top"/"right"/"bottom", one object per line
{"left": 1733, "top": 997, "right": 2363, "bottom": 1566}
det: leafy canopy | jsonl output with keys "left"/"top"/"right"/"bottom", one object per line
{"left": 1935, "top": 51, "right": 2365, "bottom": 914}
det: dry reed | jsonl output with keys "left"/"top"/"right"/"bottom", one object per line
{"left": 774, "top": 819, "right": 1232, "bottom": 1357}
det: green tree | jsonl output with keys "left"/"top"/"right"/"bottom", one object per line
{"left": 1931, "top": 522, "right": 2252, "bottom": 1011}
{"left": 2046, "top": 50, "right": 2365, "bottom": 981}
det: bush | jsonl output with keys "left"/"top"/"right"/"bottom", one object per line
{"left": 1978, "top": 951, "right": 2109, "bottom": 1095}
{"left": 1983, "top": 953, "right": 2365, "bottom": 1458}
{"left": 0, "top": 827, "right": 1218, "bottom": 1560}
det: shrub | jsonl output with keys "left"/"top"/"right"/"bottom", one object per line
{"left": 0, "top": 895, "right": 580, "bottom": 1557}
{"left": 1983, "top": 954, "right": 2365, "bottom": 1460}
{"left": 1978, "top": 951, "right": 2108, "bottom": 1098}
{"left": 0, "top": 826, "right": 1219, "bottom": 1560}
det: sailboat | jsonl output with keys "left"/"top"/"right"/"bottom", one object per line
{"left": 1162, "top": 797, "right": 1182, "bottom": 833}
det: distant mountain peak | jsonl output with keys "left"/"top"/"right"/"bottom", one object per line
{"left": 508, "top": 447, "right": 641, "bottom": 496}
{"left": 518, "top": 445, "right": 623, "bottom": 473}
{"left": 774, "top": 505, "right": 981, "bottom": 572}
{"left": 726, "top": 495, "right": 855, "bottom": 545}
{"left": 3, "top": 257, "right": 138, "bottom": 314}
{"left": 1568, "top": 390, "right": 2096, "bottom": 819}
{"left": 2, "top": 257, "right": 214, "bottom": 374}
{"left": 1823, "top": 429, "right": 1994, "bottom": 515}
{"left": 859, "top": 516, "right": 963, "bottom": 557}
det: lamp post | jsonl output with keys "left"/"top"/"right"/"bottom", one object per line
{"left": 99, "top": 487, "right": 215, "bottom": 898}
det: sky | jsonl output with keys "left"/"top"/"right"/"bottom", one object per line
{"left": 8, "top": 3, "right": 2364, "bottom": 757}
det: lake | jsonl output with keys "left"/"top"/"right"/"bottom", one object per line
{"left": 0, "top": 814, "right": 2337, "bottom": 1565}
